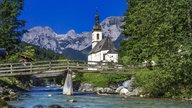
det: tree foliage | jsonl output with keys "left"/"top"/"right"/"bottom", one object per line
{"left": 6, "top": 42, "right": 67, "bottom": 63}
{"left": 0, "top": 0, "right": 25, "bottom": 54}
{"left": 76, "top": 73, "right": 129, "bottom": 87}
{"left": 120, "top": 0, "right": 192, "bottom": 98}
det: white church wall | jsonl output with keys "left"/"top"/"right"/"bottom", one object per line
{"left": 100, "top": 50, "right": 109, "bottom": 61}
{"left": 94, "top": 52, "right": 101, "bottom": 61}
{"left": 89, "top": 53, "right": 100, "bottom": 62}
{"left": 88, "top": 54, "right": 92, "bottom": 62}
{"left": 105, "top": 53, "right": 118, "bottom": 63}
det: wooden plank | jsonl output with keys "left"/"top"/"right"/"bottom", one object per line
{"left": 0, "top": 67, "right": 11, "bottom": 70}
{"left": 0, "top": 59, "right": 146, "bottom": 77}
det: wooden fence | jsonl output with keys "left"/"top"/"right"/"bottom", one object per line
{"left": 0, "top": 60, "right": 142, "bottom": 77}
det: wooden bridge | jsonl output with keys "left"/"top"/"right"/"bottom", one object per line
{"left": 0, "top": 59, "right": 143, "bottom": 77}
{"left": 0, "top": 59, "right": 146, "bottom": 95}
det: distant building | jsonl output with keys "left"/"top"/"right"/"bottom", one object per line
{"left": 0, "top": 48, "right": 7, "bottom": 60}
{"left": 88, "top": 12, "right": 118, "bottom": 63}
{"left": 19, "top": 54, "right": 33, "bottom": 62}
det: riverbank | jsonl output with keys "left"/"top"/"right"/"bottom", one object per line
{"left": 0, "top": 85, "right": 18, "bottom": 107}
{"left": 7, "top": 85, "right": 192, "bottom": 108}
{"left": 3, "top": 76, "right": 192, "bottom": 107}
{"left": 0, "top": 77, "right": 30, "bottom": 107}
{"left": 77, "top": 77, "right": 192, "bottom": 103}
{"left": 78, "top": 77, "right": 142, "bottom": 97}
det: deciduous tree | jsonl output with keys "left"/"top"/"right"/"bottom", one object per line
{"left": 120, "top": 0, "right": 192, "bottom": 97}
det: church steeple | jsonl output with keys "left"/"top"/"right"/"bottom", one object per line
{"left": 95, "top": 11, "right": 99, "bottom": 24}
{"left": 92, "top": 10, "right": 102, "bottom": 49}
{"left": 93, "top": 10, "right": 102, "bottom": 31}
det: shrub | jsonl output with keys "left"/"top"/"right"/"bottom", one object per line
{"left": 74, "top": 73, "right": 130, "bottom": 87}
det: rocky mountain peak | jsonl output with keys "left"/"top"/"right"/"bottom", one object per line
{"left": 22, "top": 16, "right": 124, "bottom": 60}
{"left": 101, "top": 16, "right": 124, "bottom": 41}
{"left": 66, "top": 29, "right": 76, "bottom": 35}
{"left": 65, "top": 29, "right": 77, "bottom": 39}
{"left": 27, "top": 26, "right": 56, "bottom": 36}
{"left": 22, "top": 26, "right": 58, "bottom": 51}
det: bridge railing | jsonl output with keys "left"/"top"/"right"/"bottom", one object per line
{"left": 0, "top": 60, "right": 89, "bottom": 76}
{"left": 0, "top": 60, "right": 147, "bottom": 76}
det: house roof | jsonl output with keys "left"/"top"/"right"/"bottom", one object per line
{"left": 89, "top": 36, "right": 117, "bottom": 54}
{"left": 19, "top": 54, "right": 33, "bottom": 61}
{"left": 107, "top": 49, "right": 118, "bottom": 54}
{"left": 0, "top": 48, "right": 6, "bottom": 56}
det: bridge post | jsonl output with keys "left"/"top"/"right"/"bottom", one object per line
{"left": 30, "top": 62, "right": 32, "bottom": 73}
{"left": 63, "top": 70, "right": 73, "bottom": 95}
{"left": 10, "top": 63, "right": 13, "bottom": 74}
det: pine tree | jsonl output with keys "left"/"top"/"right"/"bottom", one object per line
{"left": 0, "top": 0, "right": 25, "bottom": 54}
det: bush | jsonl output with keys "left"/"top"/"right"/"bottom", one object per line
{"left": 74, "top": 73, "right": 130, "bottom": 87}
{"left": 133, "top": 68, "right": 166, "bottom": 97}
{"left": 0, "top": 78, "right": 14, "bottom": 86}
{"left": 0, "top": 99, "right": 12, "bottom": 108}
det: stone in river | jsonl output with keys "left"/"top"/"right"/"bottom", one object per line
{"left": 33, "top": 104, "right": 45, "bottom": 108}
{"left": 48, "top": 104, "right": 62, "bottom": 108}
{"left": 67, "top": 99, "right": 77, "bottom": 103}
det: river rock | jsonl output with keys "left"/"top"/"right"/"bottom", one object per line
{"left": 123, "top": 80, "right": 131, "bottom": 88}
{"left": 126, "top": 87, "right": 142, "bottom": 96}
{"left": 103, "top": 87, "right": 114, "bottom": 93}
{"left": 94, "top": 87, "right": 104, "bottom": 93}
{"left": 48, "top": 94, "right": 52, "bottom": 97}
{"left": 1, "top": 96, "right": 10, "bottom": 101}
{"left": 123, "top": 77, "right": 135, "bottom": 91}
{"left": 0, "top": 87, "right": 3, "bottom": 94}
{"left": 9, "top": 89, "right": 16, "bottom": 95}
{"left": 48, "top": 104, "right": 62, "bottom": 108}
{"left": 115, "top": 86, "right": 124, "bottom": 93}
{"left": 0, "top": 99, "right": 12, "bottom": 108}
{"left": 73, "top": 81, "right": 80, "bottom": 91}
{"left": 78, "top": 83, "right": 93, "bottom": 92}
{"left": 120, "top": 88, "right": 130, "bottom": 95}
{"left": 33, "top": 104, "right": 45, "bottom": 108}
{"left": 67, "top": 99, "right": 77, "bottom": 103}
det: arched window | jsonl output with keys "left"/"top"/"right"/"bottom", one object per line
{"left": 97, "top": 34, "right": 99, "bottom": 40}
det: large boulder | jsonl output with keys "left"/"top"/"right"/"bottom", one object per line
{"left": 119, "top": 88, "right": 130, "bottom": 95}
{"left": 33, "top": 105, "right": 45, "bottom": 108}
{"left": 115, "top": 86, "right": 124, "bottom": 93}
{"left": 123, "top": 77, "right": 135, "bottom": 91}
{"left": 126, "top": 88, "right": 142, "bottom": 96}
{"left": 48, "top": 104, "right": 62, "bottom": 108}
{"left": 109, "top": 84, "right": 117, "bottom": 90}
{"left": 78, "top": 83, "right": 93, "bottom": 92}
{"left": 103, "top": 87, "right": 114, "bottom": 93}
{"left": 94, "top": 87, "right": 104, "bottom": 93}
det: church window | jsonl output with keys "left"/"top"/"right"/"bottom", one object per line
{"left": 97, "top": 34, "right": 99, "bottom": 40}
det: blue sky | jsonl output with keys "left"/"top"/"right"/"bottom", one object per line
{"left": 20, "top": 0, "right": 128, "bottom": 34}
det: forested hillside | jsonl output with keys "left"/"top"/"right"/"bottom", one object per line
{"left": 5, "top": 42, "right": 67, "bottom": 63}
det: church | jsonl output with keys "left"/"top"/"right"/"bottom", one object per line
{"left": 88, "top": 12, "right": 118, "bottom": 63}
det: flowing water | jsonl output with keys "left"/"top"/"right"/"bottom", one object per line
{"left": 7, "top": 86, "right": 192, "bottom": 108}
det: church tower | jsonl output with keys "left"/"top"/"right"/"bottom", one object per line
{"left": 88, "top": 11, "right": 118, "bottom": 63}
{"left": 92, "top": 12, "right": 102, "bottom": 49}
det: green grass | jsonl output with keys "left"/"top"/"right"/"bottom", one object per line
{"left": 74, "top": 73, "right": 130, "bottom": 87}
{"left": 0, "top": 78, "right": 13, "bottom": 86}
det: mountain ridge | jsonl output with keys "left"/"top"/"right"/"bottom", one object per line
{"left": 22, "top": 16, "right": 124, "bottom": 60}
